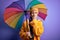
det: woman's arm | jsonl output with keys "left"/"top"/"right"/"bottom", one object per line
{"left": 19, "top": 21, "right": 31, "bottom": 40}
{"left": 36, "top": 20, "right": 44, "bottom": 36}
{"left": 19, "top": 21, "right": 29, "bottom": 40}
{"left": 30, "top": 20, "right": 44, "bottom": 36}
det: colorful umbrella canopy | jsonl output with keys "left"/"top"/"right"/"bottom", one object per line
{"left": 27, "top": 0, "right": 47, "bottom": 20}
{"left": 4, "top": 0, "right": 47, "bottom": 31}
{"left": 4, "top": 0, "right": 26, "bottom": 31}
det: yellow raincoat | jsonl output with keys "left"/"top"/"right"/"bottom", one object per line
{"left": 19, "top": 19, "right": 44, "bottom": 40}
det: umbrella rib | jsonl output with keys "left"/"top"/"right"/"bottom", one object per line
{"left": 5, "top": 13, "right": 21, "bottom": 24}
{"left": 4, "top": 11, "right": 23, "bottom": 20}
{"left": 7, "top": 2, "right": 24, "bottom": 10}
{"left": 15, "top": 13, "right": 24, "bottom": 30}
{"left": 15, "top": 2, "right": 24, "bottom": 10}
{"left": 9, "top": 13, "right": 23, "bottom": 28}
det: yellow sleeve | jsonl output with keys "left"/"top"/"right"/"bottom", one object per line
{"left": 37, "top": 20, "right": 44, "bottom": 35}
{"left": 30, "top": 20, "right": 44, "bottom": 36}
{"left": 19, "top": 21, "right": 28, "bottom": 39}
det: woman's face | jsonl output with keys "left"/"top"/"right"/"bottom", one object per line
{"left": 30, "top": 8, "right": 38, "bottom": 19}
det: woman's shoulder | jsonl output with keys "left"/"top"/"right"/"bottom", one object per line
{"left": 37, "top": 19, "right": 42, "bottom": 22}
{"left": 37, "top": 19, "right": 43, "bottom": 25}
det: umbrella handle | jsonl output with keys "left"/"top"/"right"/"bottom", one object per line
{"left": 24, "top": 11, "right": 30, "bottom": 31}
{"left": 26, "top": 19, "right": 30, "bottom": 32}
{"left": 24, "top": 12, "right": 32, "bottom": 38}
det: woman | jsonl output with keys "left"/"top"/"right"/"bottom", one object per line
{"left": 19, "top": 7, "right": 44, "bottom": 40}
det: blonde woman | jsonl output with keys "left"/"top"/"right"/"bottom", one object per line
{"left": 19, "top": 7, "right": 44, "bottom": 40}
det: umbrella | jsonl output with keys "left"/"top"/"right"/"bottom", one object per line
{"left": 4, "top": 0, "right": 47, "bottom": 31}
{"left": 27, "top": 0, "right": 47, "bottom": 20}
{"left": 4, "top": 0, "right": 27, "bottom": 31}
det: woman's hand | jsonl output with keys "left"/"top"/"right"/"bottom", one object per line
{"left": 26, "top": 32, "right": 32, "bottom": 38}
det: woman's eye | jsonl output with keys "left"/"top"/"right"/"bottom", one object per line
{"left": 35, "top": 12, "right": 37, "bottom": 13}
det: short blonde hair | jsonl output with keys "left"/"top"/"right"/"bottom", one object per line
{"left": 30, "top": 7, "right": 39, "bottom": 14}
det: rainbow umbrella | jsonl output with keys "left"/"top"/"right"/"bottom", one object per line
{"left": 27, "top": 0, "right": 47, "bottom": 20}
{"left": 4, "top": 0, "right": 47, "bottom": 31}
{"left": 4, "top": 0, "right": 27, "bottom": 31}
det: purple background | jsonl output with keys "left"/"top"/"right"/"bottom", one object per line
{"left": 0, "top": 0, "right": 60, "bottom": 40}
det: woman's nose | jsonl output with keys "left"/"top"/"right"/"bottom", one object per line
{"left": 32, "top": 14, "right": 35, "bottom": 16}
